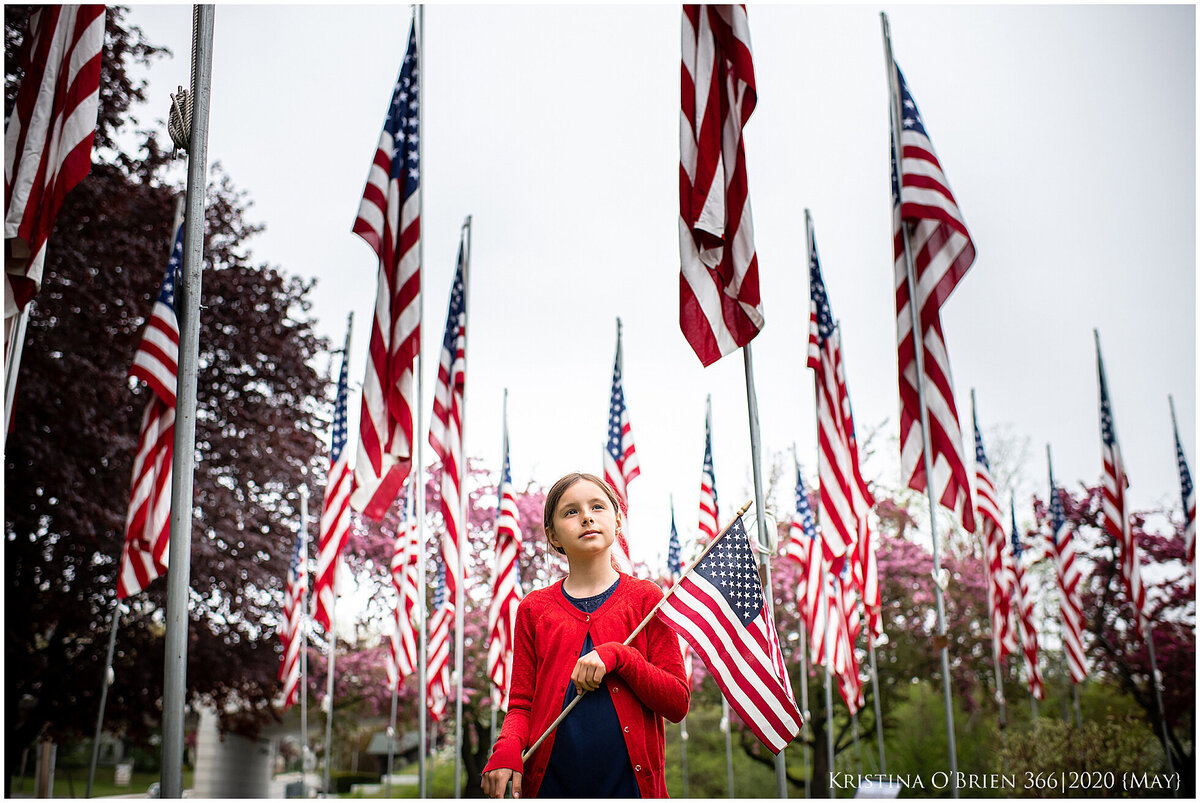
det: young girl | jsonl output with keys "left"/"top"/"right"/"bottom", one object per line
{"left": 481, "top": 472, "right": 690, "bottom": 799}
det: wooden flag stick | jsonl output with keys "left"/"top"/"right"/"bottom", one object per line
{"left": 520, "top": 499, "right": 754, "bottom": 764}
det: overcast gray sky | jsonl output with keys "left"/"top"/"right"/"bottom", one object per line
{"left": 123, "top": 3, "right": 1195, "bottom": 571}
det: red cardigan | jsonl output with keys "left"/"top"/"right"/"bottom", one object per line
{"left": 483, "top": 574, "right": 690, "bottom": 798}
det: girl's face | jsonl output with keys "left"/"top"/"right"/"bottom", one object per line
{"left": 547, "top": 479, "right": 619, "bottom": 561}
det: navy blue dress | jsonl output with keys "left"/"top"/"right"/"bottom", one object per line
{"left": 536, "top": 580, "right": 640, "bottom": 798}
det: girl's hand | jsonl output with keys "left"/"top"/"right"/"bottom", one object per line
{"left": 482, "top": 768, "right": 522, "bottom": 799}
{"left": 571, "top": 649, "right": 608, "bottom": 694}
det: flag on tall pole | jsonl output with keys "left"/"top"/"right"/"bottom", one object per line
{"left": 314, "top": 319, "right": 354, "bottom": 632}
{"left": 603, "top": 319, "right": 639, "bottom": 572}
{"left": 117, "top": 224, "right": 183, "bottom": 600}
{"left": 667, "top": 501, "right": 695, "bottom": 689}
{"left": 429, "top": 235, "right": 469, "bottom": 602}
{"left": 351, "top": 22, "right": 421, "bottom": 521}
{"left": 4, "top": 5, "right": 105, "bottom": 320}
{"left": 427, "top": 560, "right": 452, "bottom": 723}
{"left": 1010, "top": 503, "right": 1044, "bottom": 701}
{"left": 678, "top": 4, "right": 763, "bottom": 367}
{"left": 887, "top": 60, "right": 977, "bottom": 535}
{"left": 387, "top": 489, "right": 419, "bottom": 690}
{"left": 1047, "top": 450, "right": 1089, "bottom": 684}
{"left": 486, "top": 404, "right": 522, "bottom": 711}
{"left": 1169, "top": 396, "right": 1195, "bottom": 573}
{"left": 278, "top": 529, "right": 308, "bottom": 709}
{"left": 805, "top": 212, "right": 874, "bottom": 562}
{"left": 699, "top": 396, "right": 720, "bottom": 543}
{"left": 971, "top": 398, "right": 1016, "bottom": 662}
{"left": 1095, "top": 334, "right": 1150, "bottom": 632}
{"left": 659, "top": 516, "right": 802, "bottom": 753}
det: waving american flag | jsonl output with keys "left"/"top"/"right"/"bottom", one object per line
{"left": 603, "top": 320, "right": 638, "bottom": 572}
{"left": 659, "top": 516, "right": 801, "bottom": 753}
{"left": 314, "top": 325, "right": 353, "bottom": 632}
{"left": 351, "top": 21, "right": 421, "bottom": 521}
{"left": 486, "top": 424, "right": 522, "bottom": 710}
{"left": 278, "top": 530, "right": 308, "bottom": 710}
{"left": 118, "top": 223, "right": 183, "bottom": 600}
{"left": 889, "top": 62, "right": 976, "bottom": 535}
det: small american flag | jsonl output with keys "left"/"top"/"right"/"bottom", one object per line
{"left": 386, "top": 490, "right": 419, "bottom": 690}
{"left": 1171, "top": 404, "right": 1195, "bottom": 572}
{"left": 351, "top": 22, "right": 421, "bottom": 521}
{"left": 4, "top": 5, "right": 105, "bottom": 318}
{"left": 783, "top": 462, "right": 827, "bottom": 667}
{"left": 430, "top": 239, "right": 468, "bottom": 601}
{"left": 972, "top": 407, "right": 1016, "bottom": 662}
{"left": 658, "top": 516, "right": 802, "bottom": 753}
{"left": 1096, "top": 340, "right": 1149, "bottom": 632}
{"left": 117, "top": 224, "right": 183, "bottom": 600}
{"left": 427, "top": 560, "right": 452, "bottom": 723}
{"left": 889, "top": 62, "right": 976, "bottom": 535}
{"left": 1010, "top": 504, "right": 1044, "bottom": 700}
{"left": 603, "top": 321, "right": 638, "bottom": 572}
{"left": 314, "top": 330, "right": 353, "bottom": 632}
{"left": 698, "top": 397, "right": 720, "bottom": 543}
{"left": 1047, "top": 457, "right": 1088, "bottom": 684}
{"left": 278, "top": 529, "right": 307, "bottom": 710}
{"left": 486, "top": 428, "right": 522, "bottom": 710}
{"left": 678, "top": 4, "right": 763, "bottom": 367}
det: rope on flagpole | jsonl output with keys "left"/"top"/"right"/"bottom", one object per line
{"left": 521, "top": 500, "right": 754, "bottom": 764}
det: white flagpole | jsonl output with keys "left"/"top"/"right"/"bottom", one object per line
{"left": 823, "top": 586, "right": 835, "bottom": 800}
{"left": 453, "top": 215, "right": 472, "bottom": 799}
{"left": 414, "top": 4, "right": 429, "bottom": 796}
{"left": 86, "top": 602, "right": 121, "bottom": 799}
{"left": 880, "top": 13, "right": 959, "bottom": 796}
{"left": 298, "top": 483, "right": 311, "bottom": 794}
{"left": 722, "top": 696, "right": 735, "bottom": 798}
{"left": 323, "top": 599, "right": 337, "bottom": 794}
{"left": 798, "top": 621, "right": 811, "bottom": 797}
{"left": 868, "top": 637, "right": 886, "bottom": 773}
{"left": 161, "top": 7, "right": 215, "bottom": 797}
{"left": 742, "top": 342, "right": 789, "bottom": 797}
{"left": 385, "top": 479, "right": 409, "bottom": 799}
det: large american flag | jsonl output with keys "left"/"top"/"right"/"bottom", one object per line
{"left": 1047, "top": 458, "right": 1088, "bottom": 684}
{"left": 117, "top": 224, "right": 183, "bottom": 599}
{"left": 486, "top": 429, "right": 522, "bottom": 710}
{"left": 350, "top": 22, "right": 421, "bottom": 521}
{"left": 278, "top": 529, "right": 307, "bottom": 710}
{"left": 313, "top": 335, "right": 353, "bottom": 632}
{"left": 659, "top": 516, "right": 802, "bottom": 753}
{"left": 4, "top": 5, "right": 105, "bottom": 319}
{"left": 807, "top": 221, "right": 876, "bottom": 573}
{"left": 888, "top": 63, "right": 976, "bottom": 535}
{"left": 698, "top": 396, "right": 720, "bottom": 543}
{"left": 386, "top": 490, "right": 419, "bottom": 690}
{"left": 833, "top": 567, "right": 864, "bottom": 715}
{"left": 678, "top": 4, "right": 763, "bottom": 367}
{"left": 1010, "top": 506, "right": 1044, "bottom": 701}
{"left": 427, "top": 560, "right": 452, "bottom": 723}
{"left": 1096, "top": 342, "right": 1149, "bottom": 632}
{"left": 603, "top": 322, "right": 638, "bottom": 572}
{"left": 1171, "top": 405, "right": 1195, "bottom": 572}
{"left": 430, "top": 241, "right": 467, "bottom": 601}
{"left": 972, "top": 408, "right": 1016, "bottom": 662}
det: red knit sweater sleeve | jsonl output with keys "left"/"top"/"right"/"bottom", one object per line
{"left": 594, "top": 581, "right": 690, "bottom": 723}
{"left": 482, "top": 595, "right": 537, "bottom": 775}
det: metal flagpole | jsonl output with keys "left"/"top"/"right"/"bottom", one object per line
{"left": 868, "top": 637, "right": 886, "bottom": 773}
{"left": 742, "top": 343, "right": 789, "bottom": 797}
{"left": 386, "top": 480, "right": 411, "bottom": 799}
{"left": 453, "top": 215, "right": 472, "bottom": 799}
{"left": 86, "top": 603, "right": 121, "bottom": 798}
{"left": 851, "top": 712, "right": 862, "bottom": 773}
{"left": 799, "top": 622, "right": 811, "bottom": 797}
{"left": 490, "top": 389, "right": 507, "bottom": 759}
{"left": 414, "top": 4, "right": 429, "bottom": 797}
{"left": 323, "top": 599, "right": 337, "bottom": 795}
{"left": 299, "top": 484, "right": 311, "bottom": 795}
{"left": 679, "top": 714, "right": 690, "bottom": 798}
{"left": 161, "top": 7, "right": 214, "bottom": 798}
{"left": 1145, "top": 626, "right": 1175, "bottom": 779}
{"left": 824, "top": 610, "right": 836, "bottom": 800}
{"left": 880, "top": 13, "right": 959, "bottom": 796}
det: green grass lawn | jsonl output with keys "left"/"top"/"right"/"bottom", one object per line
{"left": 9, "top": 767, "right": 194, "bottom": 798}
